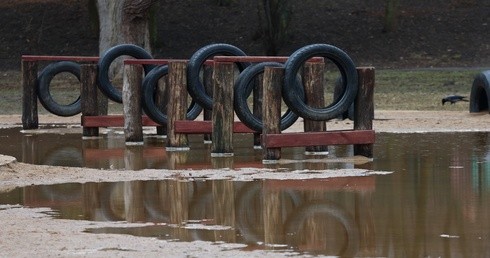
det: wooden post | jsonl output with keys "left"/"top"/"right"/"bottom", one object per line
{"left": 166, "top": 61, "right": 189, "bottom": 151}
{"left": 303, "top": 62, "right": 328, "bottom": 154}
{"left": 155, "top": 72, "right": 168, "bottom": 136}
{"left": 262, "top": 67, "right": 283, "bottom": 162}
{"left": 354, "top": 67, "right": 375, "bottom": 158}
{"left": 123, "top": 63, "right": 144, "bottom": 145}
{"left": 80, "top": 64, "right": 100, "bottom": 137}
{"left": 253, "top": 74, "right": 263, "bottom": 148}
{"left": 211, "top": 62, "right": 234, "bottom": 157}
{"left": 203, "top": 65, "right": 213, "bottom": 143}
{"left": 21, "top": 60, "right": 38, "bottom": 129}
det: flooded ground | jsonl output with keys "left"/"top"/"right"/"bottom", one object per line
{"left": 0, "top": 126, "right": 489, "bottom": 257}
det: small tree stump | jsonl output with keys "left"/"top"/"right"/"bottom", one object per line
{"left": 211, "top": 62, "right": 234, "bottom": 157}
{"left": 21, "top": 60, "right": 38, "bottom": 129}
{"left": 166, "top": 61, "right": 190, "bottom": 151}
{"left": 262, "top": 67, "right": 283, "bottom": 161}
{"left": 123, "top": 63, "right": 144, "bottom": 144}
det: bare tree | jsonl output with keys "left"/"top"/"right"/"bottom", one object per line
{"left": 257, "top": 0, "right": 292, "bottom": 55}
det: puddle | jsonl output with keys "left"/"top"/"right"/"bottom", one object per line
{"left": 0, "top": 127, "right": 489, "bottom": 256}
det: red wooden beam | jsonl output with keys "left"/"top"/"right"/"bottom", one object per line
{"left": 124, "top": 59, "right": 214, "bottom": 65}
{"left": 174, "top": 120, "right": 256, "bottom": 134}
{"left": 21, "top": 55, "right": 99, "bottom": 62}
{"left": 263, "top": 130, "right": 375, "bottom": 148}
{"left": 213, "top": 56, "right": 324, "bottom": 63}
{"left": 81, "top": 115, "right": 160, "bottom": 127}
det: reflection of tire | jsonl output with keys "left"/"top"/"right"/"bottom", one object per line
{"left": 234, "top": 62, "right": 301, "bottom": 131}
{"left": 284, "top": 200, "right": 360, "bottom": 257}
{"left": 37, "top": 61, "right": 81, "bottom": 116}
{"left": 469, "top": 70, "right": 490, "bottom": 113}
{"left": 43, "top": 146, "right": 83, "bottom": 167}
{"left": 98, "top": 44, "right": 154, "bottom": 103}
{"left": 235, "top": 182, "right": 302, "bottom": 243}
{"left": 39, "top": 183, "right": 82, "bottom": 202}
{"left": 143, "top": 181, "right": 170, "bottom": 222}
{"left": 142, "top": 65, "right": 202, "bottom": 125}
{"left": 187, "top": 43, "right": 250, "bottom": 110}
{"left": 284, "top": 44, "right": 358, "bottom": 121}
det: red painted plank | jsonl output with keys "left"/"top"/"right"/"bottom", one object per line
{"left": 124, "top": 59, "right": 213, "bottom": 65}
{"left": 174, "top": 120, "right": 256, "bottom": 134}
{"left": 213, "top": 56, "right": 324, "bottom": 63}
{"left": 263, "top": 130, "right": 375, "bottom": 148}
{"left": 82, "top": 115, "right": 160, "bottom": 127}
{"left": 21, "top": 55, "right": 99, "bottom": 62}
{"left": 84, "top": 147, "right": 166, "bottom": 160}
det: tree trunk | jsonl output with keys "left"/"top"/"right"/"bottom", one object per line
{"left": 257, "top": 0, "right": 292, "bottom": 55}
{"left": 383, "top": 0, "right": 399, "bottom": 33}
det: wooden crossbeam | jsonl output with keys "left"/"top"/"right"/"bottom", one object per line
{"left": 262, "top": 130, "right": 375, "bottom": 148}
{"left": 82, "top": 115, "right": 160, "bottom": 127}
{"left": 174, "top": 120, "right": 256, "bottom": 134}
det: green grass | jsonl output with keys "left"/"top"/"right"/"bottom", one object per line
{"left": 0, "top": 68, "right": 484, "bottom": 115}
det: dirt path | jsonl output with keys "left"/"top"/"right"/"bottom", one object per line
{"left": 0, "top": 110, "right": 489, "bottom": 257}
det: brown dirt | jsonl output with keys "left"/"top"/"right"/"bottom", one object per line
{"left": 1, "top": 0, "right": 489, "bottom": 70}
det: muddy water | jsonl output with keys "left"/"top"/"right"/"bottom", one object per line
{"left": 0, "top": 128, "right": 489, "bottom": 256}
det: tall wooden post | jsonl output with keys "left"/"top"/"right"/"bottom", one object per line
{"left": 21, "top": 60, "right": 38, "bottom": 129}
{"left": 253, "top": 75, "right": 263, "bottom": 148}
{"left": 155, "top": 72, "right": 168, "bottom": 136}
{"left": 303, "top": 62, "right": 328, "bottom": 154}
{"left": 203, "top": 65, "right": 213, "bottom": 143}
{"left": 262, "top": 67, "right": 283, "bottom": 161}
{"left": 123, "top": 63, "right": 144, "bottom": 144}
{"left": 211, "top": 62, "right": 234, "bottom": 157}
{"left": 354, "top": 67, "right": 375, "bottom": 158}
{"left": 166, "top": 61, "right": 189, "bottom": 151}
{"left": 80, "top": 64, "right": 100, "bottom": 137}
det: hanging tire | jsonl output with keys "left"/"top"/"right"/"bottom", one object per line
{"left": 37, "top": 61, "right": 81, "bottom": 117}
{"left": 234, "top": 62, "right": 302, "bottom": 131}
{"left": 187, "top": 43, "right": 250, "bottom": 110}
{"left": 284, "top": 44, "right": 358, "bottom": 121}
{"left": 98, "top": 44, "right": 155, "bottom": 103}
{"left": 142, "top": 65, "right": 203, "bottom": 125}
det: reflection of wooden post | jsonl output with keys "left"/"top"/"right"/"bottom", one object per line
{"left": 263, "top": 187, "right": 283, "bottom": 246}
{"left": 167, "top": 61, "right": 189, "bottom": 150}
{"left": 169, "top": 180, "right": 190, "bottom": 240}
{"left": 354, "top": 67, "right": 375, "bottom": 158}
{"left": 123, "top": 63, "right": 143, "bottom": 144}
{"left": 303, "top": 62, "right": 328, "bottom": 154}
{"left": 203, "top": 65, "right": 213, "bottom": 143}
{"left": 21, "top": 60, "right": 38, "bottom": 129}
{"left": 124, "top": 181, "right": 145, "bottom": 222}
{"left": 211, "top": 62, "right": 234, "bottom": 157}
{"left": 167, "top": 151, "right": 188, "bottom": 170}
{"left": 212, "top": 180, "right": 236, "bottom": 242}
{"left": 80, "top": 64, "right": 99, "bottom": 137}
{"left": 82, "top": 182, "right": 99, "bottom": 220}
{"left": 21, "top": 134, "right": 38, "bottom": 164}
{"left": 124, "top": 145, "right": 145, "bottom": 170}
{"left": 262, "top": 67, "right": 283, "bottom": 161}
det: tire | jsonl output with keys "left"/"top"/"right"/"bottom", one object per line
{"left": 37, "top": 61, "right": 81, "bottom": 117}
{"left": 142, "top": 65, "right": 202, "bottom": 125}
{"left": 98, "top": 44, "right": 155, "bottom": 103}
{"left": 284, "top": 44, "right": 358, "bottom": 121}
{"left": 469, "top": 70, "right": 490, "bottom": 113}
{"left": 187, "top": 43, "right": 250, "bottom": 110}
{"left": 234, "top": 62, "right": 302, "bottom": 131}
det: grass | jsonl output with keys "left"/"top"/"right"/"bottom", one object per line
{"left": 0, "top": 68, "right": 484, "bottom": 116}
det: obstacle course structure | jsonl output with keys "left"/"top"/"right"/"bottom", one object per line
{"left": 21, "top": 43, "right": 375, "bottom": 161}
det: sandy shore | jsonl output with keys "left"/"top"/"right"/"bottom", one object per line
{"left": 0, "top": 110, "right": 489, "bottom": 257}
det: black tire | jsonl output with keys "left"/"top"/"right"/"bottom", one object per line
{"left": 469, "top": 70, "right": 490, "bottom": 113}
{"left": 234, "top": 62, "right": 302, "bottom": 131}
{"left": 187, "top": 43, "right": 250, "bottom": 110}
{"left": 98, "top": 44, "right": 155, "bottom": 103}
{"left": 142, "top": 65, "right": 203, "bottom": 125}
{"left": 37, "top": 61, "right": 81, "bottom": 117}
{"left": 284, "top": 44, "right": 358, "bottom": 121}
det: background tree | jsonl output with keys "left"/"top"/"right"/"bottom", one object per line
{"left": 256, "top": 0, "right": 292, "bottom": 55}
{"left": 383, "top": 0, "right": 399, "bottom": 33}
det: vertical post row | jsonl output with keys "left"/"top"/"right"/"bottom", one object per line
{"left": 80, "top": 64, "right": 100, "bottom": 137}
{"left": 21, "top": 60, "right": 38, "bottom": 129}
{"left": 166, "top": 61, "right": 190, "bottom": 151}
{"left": 262, "top": 66, "right": 283, "bottom": 162}
{"left": 354, "top": 67, "right": 375, "bottom": 158}
{"left": 123, "top": 63, "right": 144, "bottom": 144}
{"left": 211, "top": 62, "right": 234, "bottom": 157}
{"left": 303, "top": 62, "right": 328, "bottom": 154}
